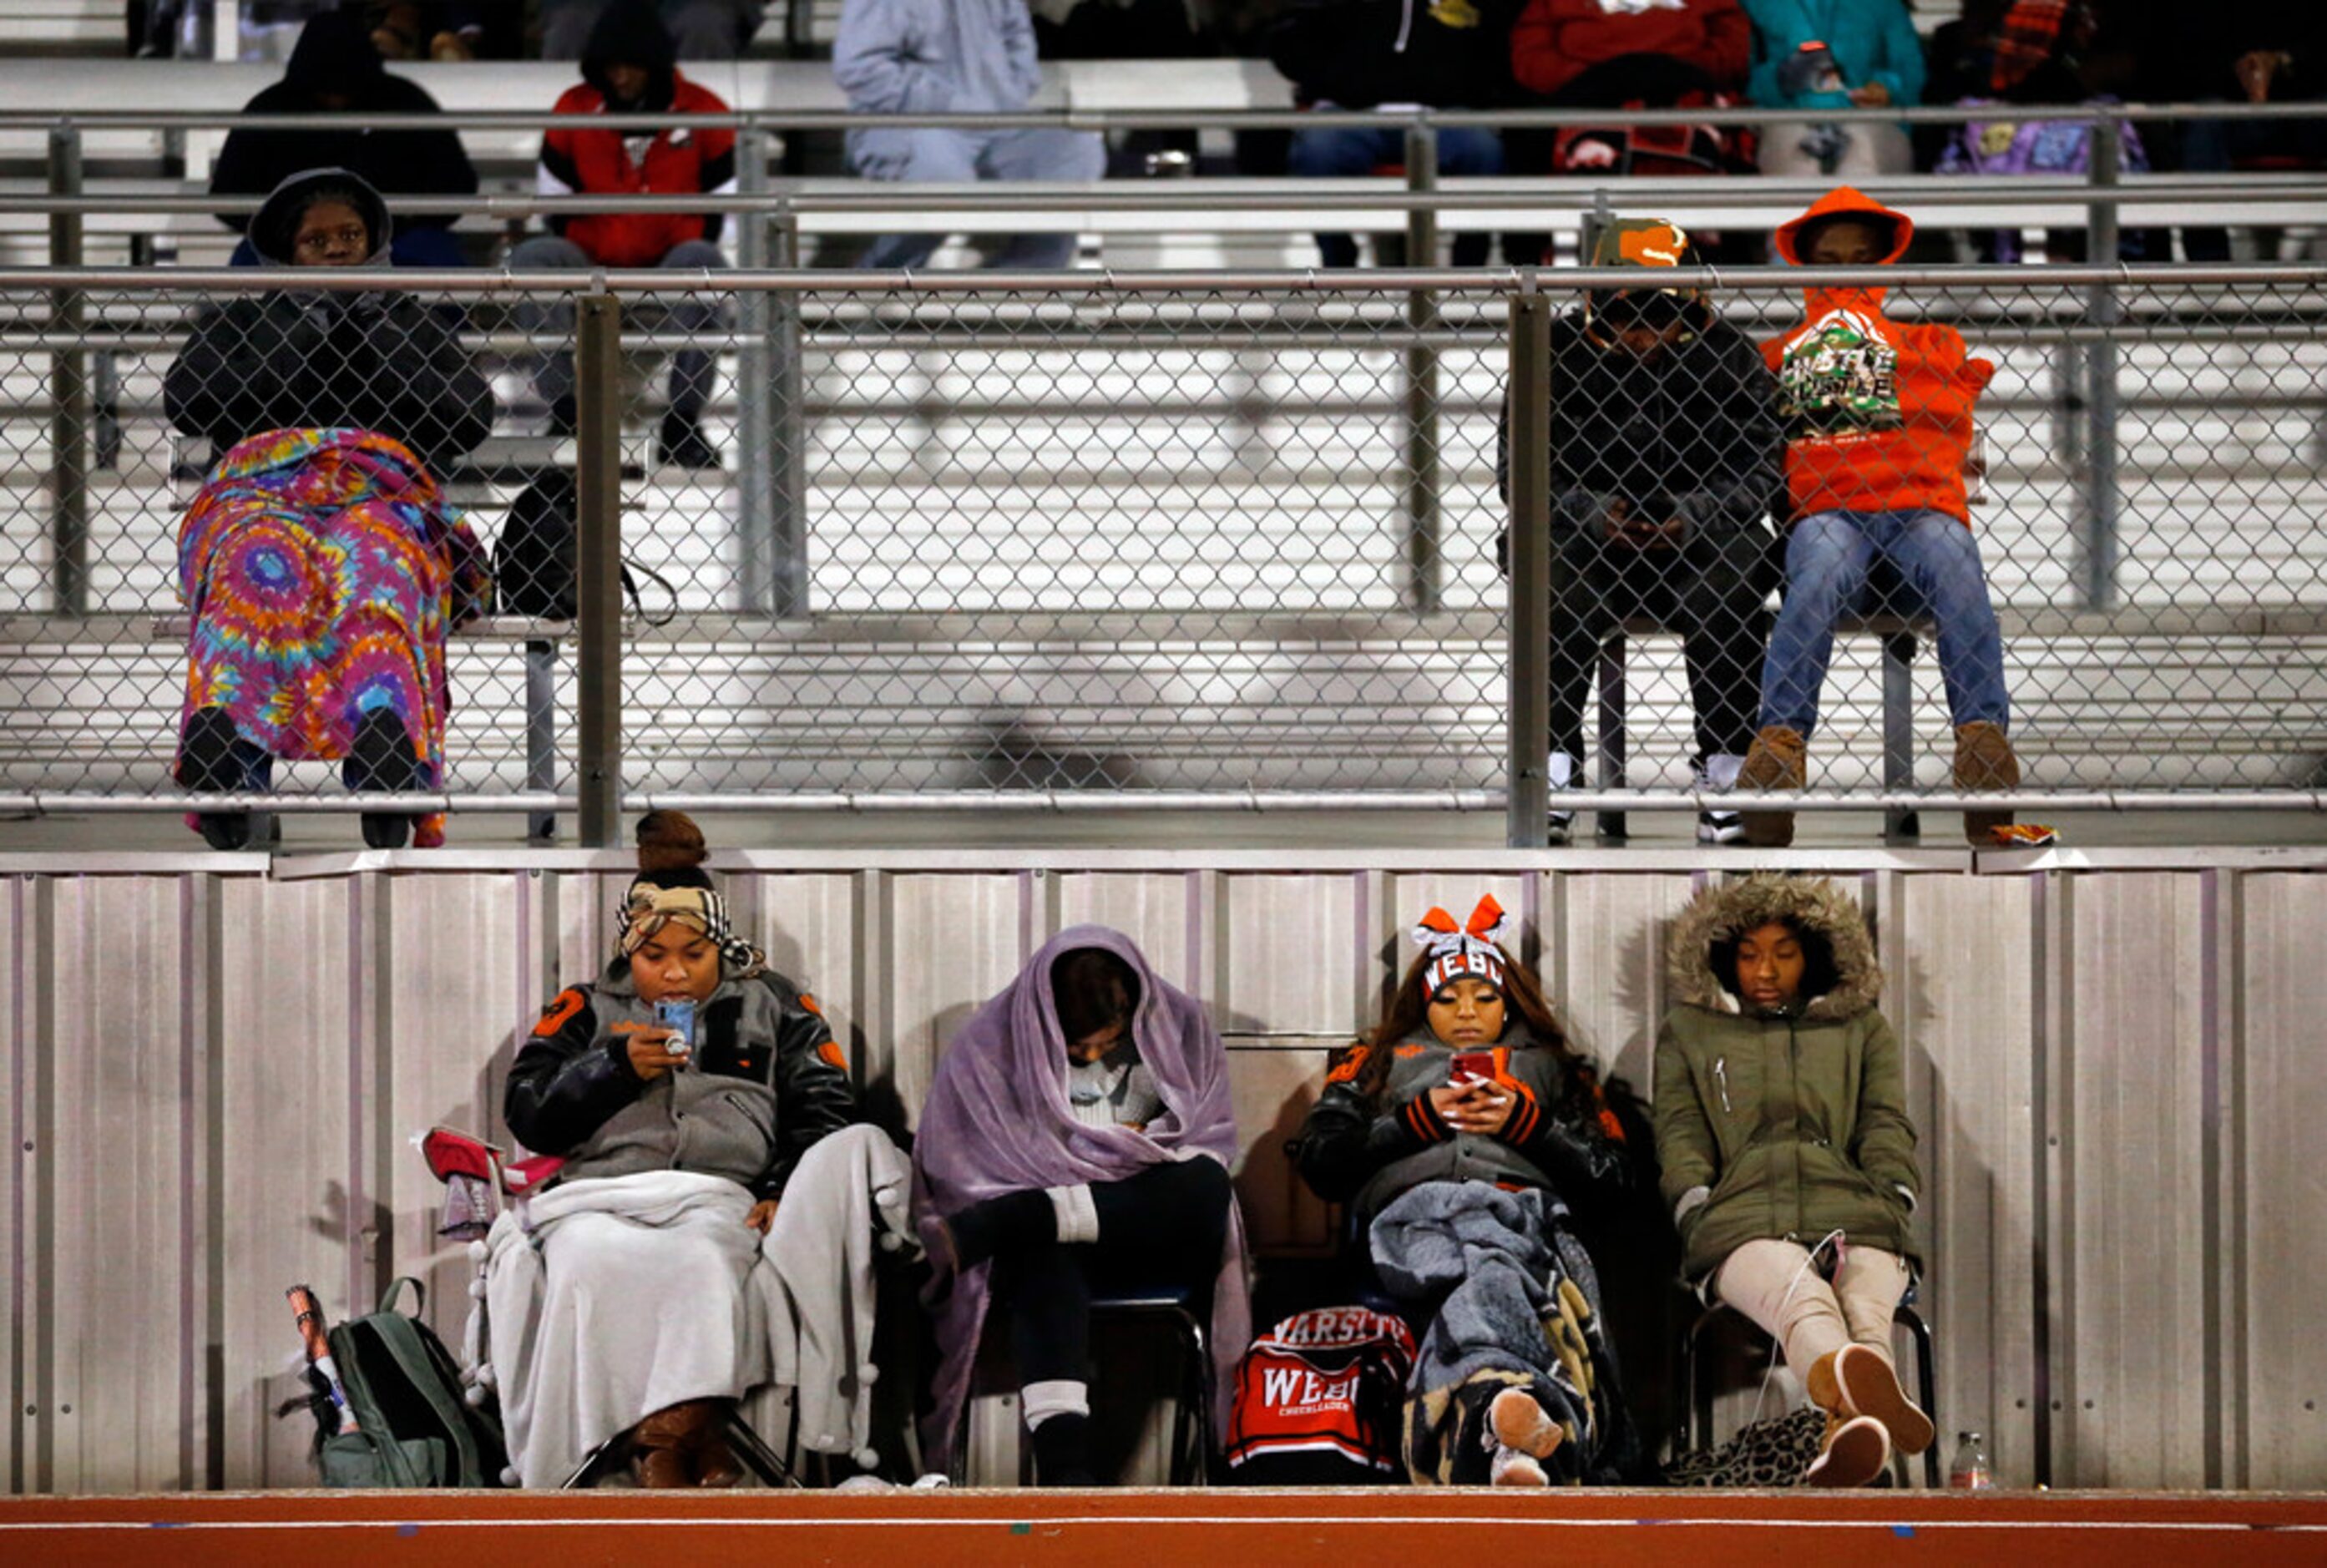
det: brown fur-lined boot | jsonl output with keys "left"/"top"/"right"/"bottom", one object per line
{"left": 629, "top": 1403, "right": 703, "bottom": 1489}
{"left": 1954, "top": 721, "right": 2020, "bottom": 846}
{"left": 1830, "top": 1343, "right": 1935, "bottom": 1456}
{"left": 691, "top": 1399, "right": 744, "bottom": 1488}
{"left": 1738, "top": 726, "right": 1808, "bottom": 848}
{"left": 1803, "top": 1411, "right": 1891, "bottom": 1487}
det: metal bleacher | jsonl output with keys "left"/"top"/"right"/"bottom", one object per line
{"left": 0, "top": 16, "right": 2320, "bottom": 821}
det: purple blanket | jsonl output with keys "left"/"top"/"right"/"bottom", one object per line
{"left": 911, "top": 923, "right": 1252, "bottom": 1473}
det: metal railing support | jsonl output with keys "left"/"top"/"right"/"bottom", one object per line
{"left": 1505, "top": 289, "right": 1552, "bottom": 848}
{"left": 734, "top": 125, "right": 777, "bottom": 615}
{"left": 2081, "top": 117, "right": 2122, "bottom": 610}
{"left": 769, "top": 200, "right": 809, "bottom": 617}
{"left": 47, "top": 124, "right": 87, "bottom": 618}
{"left": 575, "top": 293, "right": 625, "bottom": 848}
{"left": 1403, "top": 121, "right": 1442, "bottom": 614}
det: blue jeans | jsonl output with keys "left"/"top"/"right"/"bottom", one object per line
{"left": 1759, "top": 508, "right": 2010, "bottom": 739}
{"left": 847, "top": 127, "right": 1107, "bottom": 271}
{"left": 1285, "top": 124, "right": 1503, "bottom": 267}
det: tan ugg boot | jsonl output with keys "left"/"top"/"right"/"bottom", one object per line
{"left": 1803, "top": 1412, "right": 1891, "bottom": 1487}
{"left": 1832, "top": 1343, "right": 1936, "bottom": 1457}
{"left": 1954, "top": 721, "right": 2021, "bottom": 846}
{"left": 1490, "top": 1387, "right": 1566, "bottom": 1461}
{"left": 1738, "top": 726, "right": 1808, "bottom": 848}
{"left": 629, "top": 1403, "right": 705, "bottom": 1489}
{"left": 690, "top": 1399, "right": 744, "bottom": 1488}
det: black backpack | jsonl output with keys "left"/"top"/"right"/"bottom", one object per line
{"left": 493, "top": 469, "right": 673, "bottom": 623}
{"left": 305, "top": 1277, "right": 509, "bottom": 1488}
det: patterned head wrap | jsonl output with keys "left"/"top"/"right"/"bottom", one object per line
{"left": 1414, "top": 894, "right": 1511, "bottom": 996}
{"left": 615, "top": 881, "right": 765, "bottom": 977}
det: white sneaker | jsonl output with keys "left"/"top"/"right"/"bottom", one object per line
{"left": 1697, "top": 810, "right": 1747, "bottom": 845}
{"left": 1695, "top": 752, "right": 1747, "bottom": 846}
{"left": 1546, "top": 751, "right": 1581, "bottom": 847}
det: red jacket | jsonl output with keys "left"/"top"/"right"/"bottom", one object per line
{"left": 1762, "top": 188, "right": 1996, "bottom": 526}
{"left": 1510, "top": 0, "right": 1748, "bottom": 99}
{"left": 538, "top": 73, "right": 737, "bottom": 268}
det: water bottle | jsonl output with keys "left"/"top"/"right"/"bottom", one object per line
{"left": 1948, "top": 1430, "right": 1993, "bottom": 1490}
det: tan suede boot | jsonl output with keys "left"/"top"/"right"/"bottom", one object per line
{"left": 1954, "top": 721, "right": 2020, "bottom": 846}
{"left": 1832, "top": 1343, "right": 1935, "bottom": 1457}
{"left": 690, "top": 1399, "right": 744, "bottom": 1488}
{"left": 1738, "top": 726, "right": 1808, "bottom": 848}
{"left": 629, "top": 1403, "right": 702, "bottom": 1489}
{"left": 1803, "top": 1412, "right": 1891, "bottom": 1487}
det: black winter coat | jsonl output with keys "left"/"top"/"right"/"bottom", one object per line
{"left": 1498, "top": 306, "right": 1781, "bottom": 542}
{"left": 1269, "top": 0, "right": 1527, "bottom": 109}
{"left": 505, "top": 963, "right": 857, "bottom": 1203}
{"left": 209, "top": 13, "right": 478, "bottom": 236}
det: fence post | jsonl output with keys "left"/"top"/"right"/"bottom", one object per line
{"left": 769, "top": 199, "right": 808, "bottom": 617}
{"left": 1505, "top": 289, "right": 1552, "bottom": 848}
{"left": 734, "top": 125, "right": 770, "bottom": 612}
{"left": 1403, "top": 120, "right": 1441, "bottom": 614}
{"left": 575, "top": 292, "right": 625, "bottom": 847}
{"left": 2080, "top": 116, "right": 2122, "bottom": 610}
{"left": 48, "top": 124, "right": 88, "bottom": 618}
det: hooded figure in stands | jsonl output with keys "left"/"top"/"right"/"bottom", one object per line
{"left": 1495, "top": 217, "right": 1782, "bottom": 847}
{"left": 1737, "top": 187, "right": 2023, "bottom": 849}
{"left": 512, "top": 0, "right": 737, "bottom": 468}
{"left": 1653, "top": 873, "right": 1931, "bottom": 1486}
{"left": 209, "top": 8, "right": 478, "bottom": 268}
{"left": 164, "top": 167, "right": 493, "bottom": 853}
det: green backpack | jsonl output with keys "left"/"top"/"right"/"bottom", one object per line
{"left": 313, "top": 1277, "right": 508, "bottom": 1488}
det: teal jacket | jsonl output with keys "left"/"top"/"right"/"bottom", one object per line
{"left": 1742, "top": 0, "right": 1925, "bottom": 110}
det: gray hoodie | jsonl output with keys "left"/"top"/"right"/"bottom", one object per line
{"left": 833, "top": 0, "right": 1044, "bottom": 117}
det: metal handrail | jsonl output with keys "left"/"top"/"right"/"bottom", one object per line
{"left": 1, "top": 261, "right": 2321, "bottom": 292}
{"left": 2, "top": 101, "right": 2325, "bottom": 133}
{"left": 3, "top": 176, "right": 2320, "bottom": 219}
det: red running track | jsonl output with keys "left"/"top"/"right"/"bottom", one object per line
{"left": 4, "top": 1487, "right": 2325, "bottom": 1566}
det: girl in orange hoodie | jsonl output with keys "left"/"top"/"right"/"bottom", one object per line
{"left": 1738, "top": 187, "right": 2021, "bottom": 847}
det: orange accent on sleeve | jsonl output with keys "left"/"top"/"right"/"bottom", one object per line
{"left": 1326, "top": 1044, "right": 1371, "bottom": 1085}
{"left": 533, "top": 989, "right": 587, "bottom": 1038}
{"left": 797, "top": 992, "right": 824, "bottom": 1018}
{"left": 815, "top": 1039, "right": 847, "bottom": 1073}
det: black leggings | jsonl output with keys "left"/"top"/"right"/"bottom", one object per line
{"left": 990, "top": 1158, "right": 1233, "bottom": 1386}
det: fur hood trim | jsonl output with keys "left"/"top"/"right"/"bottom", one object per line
{"left": 1665, "top": 873, "right": 1882, "bottom": 1020}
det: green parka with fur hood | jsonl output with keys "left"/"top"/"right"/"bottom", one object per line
{"left": 1652, "top": 874, "right": 1920, "bottom": 1282}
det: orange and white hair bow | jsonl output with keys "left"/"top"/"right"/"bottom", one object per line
{"left": 1414, "top": 894, "right": 1510, "bottom": 994}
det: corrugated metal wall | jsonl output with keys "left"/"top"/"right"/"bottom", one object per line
{"left": 3, "top": 852, "right": 2321, "bottom": 1493}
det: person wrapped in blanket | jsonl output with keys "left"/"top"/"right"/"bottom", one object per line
{"left": 1291, "top": 896, "right": 1647, "bottom": 1485}
{"left": 913, "top": 926, "right": 1252, "bottom": 1486}
{"left": 492, "top": 811, "right": 862, "bottom": 1488}
{"left": 163, "top": 165, "right": 495, "bottom": 852}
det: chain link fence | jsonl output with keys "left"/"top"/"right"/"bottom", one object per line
{"left": 0, "top": 260, "right": 2321, "bottom": 838}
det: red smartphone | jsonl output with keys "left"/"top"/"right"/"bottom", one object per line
{"left": 1449, "top": 1050, "right": 1495, "bottom": 1085}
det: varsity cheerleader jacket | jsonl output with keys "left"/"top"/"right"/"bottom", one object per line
{"left": 1291, "top": 1031, "right": 1633, "bottom": 1223}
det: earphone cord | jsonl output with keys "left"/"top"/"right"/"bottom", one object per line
{"left": 1746, "top": 1228, "right": 1849, "bottom": 1428}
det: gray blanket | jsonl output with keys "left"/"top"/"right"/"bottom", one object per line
{"left": 1369, "top": 1180, "right": 1634, "bottom": 1485}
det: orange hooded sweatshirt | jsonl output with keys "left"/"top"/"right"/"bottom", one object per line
{"left": 1763, "top": 187, "right": 1995, "bottom": 526}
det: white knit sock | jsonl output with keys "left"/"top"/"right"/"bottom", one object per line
{"left": 1045, "top": 1183, "right": 1100, "bottom": 1245}
{"left": 1022, "top": 1379, "right": 1090, "bottom": 1429}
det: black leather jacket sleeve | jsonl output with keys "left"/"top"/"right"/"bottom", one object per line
{"left": 503, "top": 984, "right": 645, "bottom": 1155}
{"left": 1288, "top": 1046, "right": 1444, "bottom": 1203}
{"left": 757, "top": 975, "right": 857, "bottom": 1201}
{"left": 1494, "top": 1079, "right": 1636, "bottom": 1216}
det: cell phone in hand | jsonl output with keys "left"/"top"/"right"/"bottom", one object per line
{"left": 654, "top": 998, "right": 696, "bottom": 1063}
{"left": 1449, "top": 1050, "right": 1495, "bottom": 1085}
